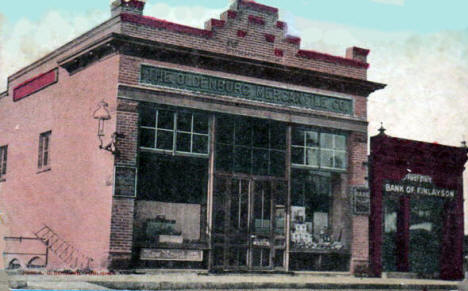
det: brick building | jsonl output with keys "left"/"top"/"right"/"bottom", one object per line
{"left": 0, "top": 0, "right": 385, "bottom": 273}
{"left": 369, "top": 129, "right": 467, "bottom": 280}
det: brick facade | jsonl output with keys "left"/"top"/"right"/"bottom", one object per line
{"left": 119, "top": 5, "right": 369, "bottom": 80}
{"left": 0, "top": 0, "right": 385, "bottom": 273}
{"left": 109, "top": 98, "right": 139, "bottom": 267}
{"left": 348, "top": 131, "right": 370, "bottom": 274}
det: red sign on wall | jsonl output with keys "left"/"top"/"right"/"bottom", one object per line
{"left": 13, "top": 68, "right": 58, "bottom": 102}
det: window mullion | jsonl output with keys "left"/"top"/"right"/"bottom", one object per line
{"left": 303, "top": 131, "right": 306, "bottom": 165}
{"left": 173, "top": 112, "right": 177, "bottom": 154}
{"left": 190, "top": 113, "right": 194, "bottom": 154}
{"left": 154, "top": 110, "right": 159, "bottom": 149}
{"left": 332, "top": 135, "right": 336, "bottom": 168}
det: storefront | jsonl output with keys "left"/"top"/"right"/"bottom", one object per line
{"left": 369, "top": 128, "right": 467, "bottom": 280}
{"left": 128, "top": 71, "right": 371, "bottom": 271}
{"left": 0, "top": 0, "right": 385, "bottom": 273}
{"left": 108, "top": 0, "right": 386, "bottom": 272}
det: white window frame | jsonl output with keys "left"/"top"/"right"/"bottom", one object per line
{"left": 38, "top": 131, "right": 51, "bottom": 170}
{"left": 291, "top": 128, "right": 347, "bottom": 171}
{"left": 139, "top": 108, "right": 210, "bottom": 158}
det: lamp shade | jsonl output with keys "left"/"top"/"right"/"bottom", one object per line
{"left": 93, "top": 101, "right": 111, "bottom": 120}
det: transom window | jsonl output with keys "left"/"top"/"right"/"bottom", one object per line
{"left": 0, "top": 145, "right": 7, "bottom": 179}
{"left": 215, "top": 114, "right": 286, "bottom": 177}
{"left": 292, "top": 127, "right": 346, "bottom": 171}
{"left": 139, "top": 105, "right": 210, "bottom": 156}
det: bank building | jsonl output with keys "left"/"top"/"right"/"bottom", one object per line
{"left": 1, "top": 0, "right": 410, "bottom": 275}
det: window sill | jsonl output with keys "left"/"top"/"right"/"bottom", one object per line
{"left": 36, "top": 167, "right": 51, "bottom": 174}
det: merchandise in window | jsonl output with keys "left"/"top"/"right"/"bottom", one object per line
{"left": 290, "top": 169, "right": 343, "bottom": 251}
{"left": 140, "top": 106, "right": 209, "bottom": 156}
{"left": 292, "top": 127, "right": 346, "bottom": 170}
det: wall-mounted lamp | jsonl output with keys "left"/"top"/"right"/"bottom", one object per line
{"left": 93, "top": 100, "right": 124, "bottom": 155}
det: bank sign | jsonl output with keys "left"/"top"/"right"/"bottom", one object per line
{"left": 383, "top": 173, "right": 455, "bottom": 199}
{"left": 140, "top": 65, "right": 353, "bottom": 115}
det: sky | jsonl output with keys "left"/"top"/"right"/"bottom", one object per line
{"left": 0, "top": 1, "right": 468, "bottom": 228}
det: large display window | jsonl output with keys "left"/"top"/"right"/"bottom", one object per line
{"left": 289, "top": 126, "right": 349, "bottom": 271}
{"left": 382, "top": 194, "right": 445, "bottom": 276}
{"left": 135, "top": 104, "right": 210, "bottom": 263}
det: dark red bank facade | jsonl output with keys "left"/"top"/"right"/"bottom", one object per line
{"left": 369, "top": 129, "right": 467, "bottom": 280}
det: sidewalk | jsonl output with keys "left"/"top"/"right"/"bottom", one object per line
{"left": 6, "top": 271, "right": 460, "bottom": 290}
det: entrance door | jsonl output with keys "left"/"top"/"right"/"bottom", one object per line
{"left": 211, "top": 175, "right": 287, "bottom": 271}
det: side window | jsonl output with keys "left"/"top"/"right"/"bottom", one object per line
{"left": 38, "top": 131, "right": 51, "bottom": 169}
{"left": 0, "top": 145, "right": 7, "bottom": 179}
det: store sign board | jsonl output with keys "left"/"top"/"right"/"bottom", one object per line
{"left": 140, "top": 248, "right": 203, "bottom": 261}
{"left": 351, "top": 186, "right": 370, "bottom": 215}
{"left": 383, "top": 173, "right": 455, "bottom": 199}
{"left": 140, "top": 65, "right": 353, "bottom": 115}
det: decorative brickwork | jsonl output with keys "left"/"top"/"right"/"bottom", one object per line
{"left": 119, "top": 1, "right": 371, "bottom": 80}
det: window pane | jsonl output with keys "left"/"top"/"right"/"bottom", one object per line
{"left": 334, "top": 151, "right": 346, "bottom": 169}
{"left": 319, "top": 176, "right": 330, "bottom": 196}
{"left": 270, "top": 150, "right": 285, "bottom": 177}
{"left": 305, "top": 148, "right": 319, "bottom": 167}
{"left": 320, "top": 149, "right": 333, "bottom": 168}
{"left": 1, "top": 147, "right": 7, "bottom": 175}
{"left": 335, "top": 135, "right": 346, "bottom": 150}
{"left": 235, "top": 119, "right": 252, "bottom": 146}
{"left": 270, "top": 122, "right": 286, "bottom": 150}
{"left": 156, "top": 130, "right": 174, "bottom": 150}
{"left": 44, "top": 136, "right": 49, "bottom": 151}
{"left": 291, "top": 174, "right": 305, "bottom": 206}
{"left": 320, "top": 133, "right": 333, "bottom": 149}
{"left": 252, "top": 149, "right": 268, "bottom": 176}
{"left": 233, "top": 147, "right": 251, "bottom": 174}
{"left": 194, "top": 113, "right": 209, "bottom": 134}
{"left": 291, "top": 169, "right": 333, "bottom": 252}
{"left": 43, "top": 152, "right": 49, "bottom": 167}
{"left": 216, "top": 144, "right": 233, "bottom": 172}
{"left": 291, "top": 147, "right": 304, "bottom": 164}
{"left": 177, "top": 112, "right": 192, "bottom": 132}
{"left": 193, "top": 135, "right": 209, "bottom": 154}
{"left": 305, "top": 131, "right": 319, "bottom": 147}
{"left": 140, "top": 106, "right": 156, "bottom": 127}
{"left": 140, "top": 128, "right": 155, "bottom": 148}
{"left": 137, "top": 153, "right": 207, "bottom": 203}
{"left": 292, "top": 128, "right": 304, "bottom": 146}
{"left": 252, "top": 120, "right": 269, "bottom": 148}
{"left": 157, "top": 110, "right": 174, "bottom": 130}
{"left": 176, "top": 132, "right": 191, "bottom": 152}
{"left": 216, "top": 115, "right": 234, "bottom": 144}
